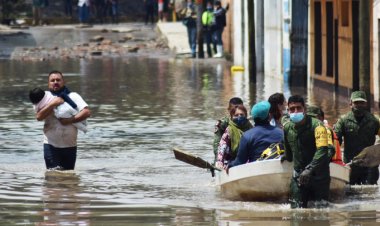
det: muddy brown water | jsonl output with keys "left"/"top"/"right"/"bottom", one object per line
{"left": 0, "top": 25, "right": 379, "bottom": 225}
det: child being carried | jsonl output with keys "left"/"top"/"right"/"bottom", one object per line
{"left": 29, "top": 87, "right": 88, "bottom": 133}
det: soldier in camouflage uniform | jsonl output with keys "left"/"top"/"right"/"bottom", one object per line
{"left": 334, "top": 91, "right": 380, "bottom": 185}
{"left": 213, "top": 97, "right": 250, "bottom": 164}
{"left": 282, "top": 95, "right": 330, "bottom": 208}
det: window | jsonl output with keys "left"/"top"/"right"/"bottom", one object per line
{"left": 341, "top": 1, "right": 349, "bottom": 27}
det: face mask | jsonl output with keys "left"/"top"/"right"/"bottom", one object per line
{"left": 187, "top": 3, "right": 192, "bottom": 7}
{"left": 207, "top": 6, "right": 213, "bottom": 11}
{"left": 352, "top": 107, "right": 366, "bottom": 117}
{"left": 289, "top": 112, "right": 304, "bottom": 123}
{"left": 233, "top": 116, "right": 247, "bottom": 126}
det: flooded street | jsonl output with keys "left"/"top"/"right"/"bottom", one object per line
{"left": 0, "top": 25, "right": 379, "bottom": 225}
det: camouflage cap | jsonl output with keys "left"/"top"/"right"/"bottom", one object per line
{"left": 351, "top": 91, "right": 367, "bottom": 102}
{"left": 306, "top": 105, "right": 322, "bottom": 117}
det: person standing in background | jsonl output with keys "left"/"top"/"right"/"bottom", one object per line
{"left": 179, "top": 0, "right": 197, "bottom": 58}
{"left": 78, "top": 0, "right": 90, "bottom": 24}
{"left": 202, "top": 1, "right": 215, "bottom": 58}
{"left": 212, "top": 0, "right": 228, "bottom": 58}
{"left": 145, "top": 0, "right": 156, "bottom": 25}
{"left": 158, "top": 0, "right": 164, "bottom": 22}
{"left": 106, "top": 0, "right": 118, "bottom": 24}
{"left": 64, "top": 0, "right": 73, "bottom": 18}
{"left": 32, "top": 0, "right": 44, "bottom": 25}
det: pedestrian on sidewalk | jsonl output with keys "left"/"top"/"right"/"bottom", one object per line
{"left": 93, "top": 0, "right": 106, "bottom": 23}
{"left": 106, "top": 0, "right": 119, "bottom": 24}
{"left": 78, "top": 0, "right": 91, "bottom": 24}
{"left": 212, "top": 0, "right": 228, "bottom": 58}
{"left": 158, "top": 0, "right": 164, "bottom": 22}
{"left": 202, "top": 1, "right": 215, "bottom": 58}
{"left": 64, "top": 0, "right": 73, "bottom": 18}
{"left": 145, "top": 0, "right": 156, "bottom": 25}
{"left": 179, "top": 0, "right": 197, "bottom": 58}
{"left": 33, "top": 0, "right": 48, "bottom": 25}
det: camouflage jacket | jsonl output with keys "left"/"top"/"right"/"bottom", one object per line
{"left": 284, "top": 115, "right": 330, "bottom": 179}
{"left": 213, "top": 116, "right": 230, "bottom": 162}
{"left": 334, "top": 111, "right": 380, "bottom": 162}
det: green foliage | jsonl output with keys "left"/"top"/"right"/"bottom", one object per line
{"left": 0, "top": 0, "right": 28, "bottom": 22}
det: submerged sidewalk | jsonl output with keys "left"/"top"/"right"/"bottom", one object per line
{"left": 156, "top": 22, "right": 191, "bottom": 55}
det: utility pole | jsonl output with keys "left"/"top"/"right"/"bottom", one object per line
{"left": 248, "top": 0, "right": 256, "bottom": 82}
{"left": 359, "top": 0, "right": 370, "bottom": 108}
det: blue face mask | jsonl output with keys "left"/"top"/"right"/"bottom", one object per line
{"left": 207, "top": 6, "right": 213, "bottom": 11}
{"left": 289, "top": 112, "right": 304, "bottom": 123}
{"left": 233, "top": 116, "right": 247, "bottom": 126}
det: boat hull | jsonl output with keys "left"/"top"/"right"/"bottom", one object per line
{"left": 216, "top": 159, "right": 350, "bottom": 201}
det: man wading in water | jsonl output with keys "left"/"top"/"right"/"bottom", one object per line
{"left": 34, "top": 70, "right": 91, "bottom": 170}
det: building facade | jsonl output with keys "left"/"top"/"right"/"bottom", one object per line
{"left": 308, "top": 0, "right": 380, "bottom": 103}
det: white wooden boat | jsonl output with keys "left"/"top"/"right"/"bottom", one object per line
{"left": 216, "top": 159, "right": 350, "bottom": 202}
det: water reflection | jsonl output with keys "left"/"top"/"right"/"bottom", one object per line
{"left": 39, "top": 171, "right": 90, "bottom": 225}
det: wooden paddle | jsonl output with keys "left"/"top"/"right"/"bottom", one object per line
{"left": 173, "top": 147, "right": 221, "bottom": 177}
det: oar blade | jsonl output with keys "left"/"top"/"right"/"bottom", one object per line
{"left": 173, "top": 147, "right": 214, "bottom": 170}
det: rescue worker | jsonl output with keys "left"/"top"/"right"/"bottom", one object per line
{"left": 228, "top": 101, "right": 283, "bottom": 168}
{"left": 281, "top": 95, "right": 330, "bottom": 208}
{"left": 334, "top": 91, "right": 380, "bottom": 185}
{"left": 306, "top": 106, "right": 344, "bottom": 165}
{"left": 213, "top": 97, "right": 251, "bottom": 164}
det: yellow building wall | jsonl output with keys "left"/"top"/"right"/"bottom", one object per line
{"left": 310, "top": 0, "right": 373, "bottom": 94}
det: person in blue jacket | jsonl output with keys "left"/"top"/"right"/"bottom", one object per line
{"left": 228, "top": 101, "right": 284, "bottom": 169}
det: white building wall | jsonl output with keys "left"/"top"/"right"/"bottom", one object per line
{"left": 264, "top": 0, "right": 283, "bottom": 80}
{"left": 373, "top": 0, "right": 380, "bottom": 103}
{"left": 233, "top": 0, "right": 244, "bottom": 66}
{"left": 231, "top": 0, "right": 250, "bottom": 102}
{"left": 254, "top": 0, "right": 264, "bottom": 72}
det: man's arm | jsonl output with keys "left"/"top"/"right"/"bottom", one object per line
{"left": 306, "top": 125, "right": 330, "bottom": 171}
{"left": 59, "top": 107, "right": 91, "bottom": 125}
{"left": 36, "top": 97, "right": 64, "bottom": 121}
{"left": 282, "top": 125, "right": 293, "bottom": 162}
{"left": 59, "top": 92, "right": 91, "bottom": 125}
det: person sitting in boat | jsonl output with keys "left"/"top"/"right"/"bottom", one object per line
{"left": 215, "top": 104, "right": 252, "bottom": 169}
{"left": 306, "top": 105, "right": 344, "bottom": 166}
{"left": 213, "top": 97, "right": 252, "bottom": 164}
{"left": 268, "top": 92, "right": 287, "bottom": 128}
{"left": 227, "top": 101, "right": 284, "bottom": 169}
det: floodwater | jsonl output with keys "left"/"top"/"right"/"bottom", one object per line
{"left": 0, "top": 26, "right": 379, "bottom": 225}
